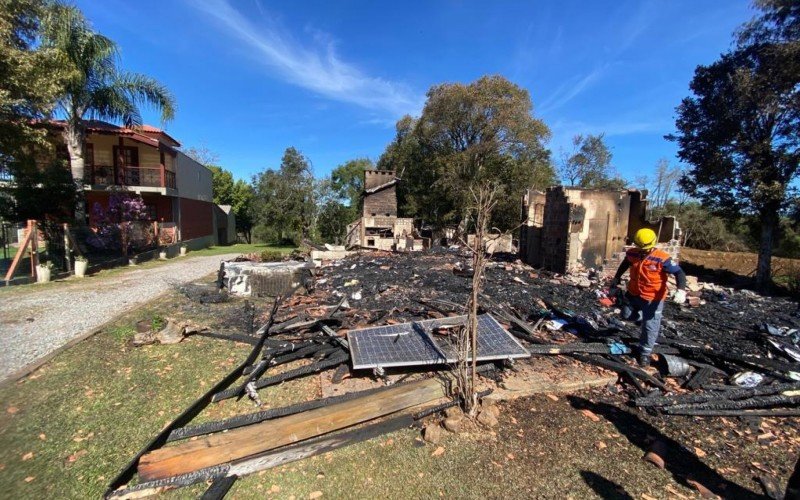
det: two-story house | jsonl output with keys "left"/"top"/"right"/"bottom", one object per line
{"left": 49, "top": 120, "right": 223, "bottom": 245}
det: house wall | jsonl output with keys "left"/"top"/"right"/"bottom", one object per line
{"left": 175, "top": 152, "right": 213, "bottom": 202}
{"left": 179, "top": 197, "right": 214, "bottom": 240}
{"left": 85, "top": 135, "right": 175, "bottom": 172}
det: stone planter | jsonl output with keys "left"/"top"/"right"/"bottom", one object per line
{"left": 75, "top": 259, "right": 88, "bottom": 278}
{"left": 36, "top": 265, "right": 51, "bottom": 283}
{"left": 159, "top": 250, "right": 168, "bottom": 260}
{"left": 180, "top": 246, "right": 187, "bottom": 256}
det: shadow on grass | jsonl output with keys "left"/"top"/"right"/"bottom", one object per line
{"left": 579, "top": 470, "right": 633, "bottom": 499}
{"left": 567, "top": 395, "right": 765, "bottom": 499}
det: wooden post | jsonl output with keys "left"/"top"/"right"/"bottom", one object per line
{"left": 29, "top": 220, "right": 38, "bottom": 279}
{"left": 159, "top": 150, "right": 166, "bottom": 187}
{"left": 4, "top": 220, "right": 35, "bottom": 284}
{"left": 63, "top": 223, "right": 72, "bottom": 272}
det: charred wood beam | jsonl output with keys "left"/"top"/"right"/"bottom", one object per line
{"left": 663, "top": 394, "right": 800, "bottom": 413}
{"left": 109, "top": 415, "right": 413, "bottom": 499}
{"left": 571, "top": 353, "right": 669, "bottom": 391}
{"left": 635, "top": 382, "right": 800, "bottom": 408}
{"left": 192, "top": 331, "right": 259, "bottom": 345}
{"left": 662, "top": 408, "right": 800, "bottom": 417}
{"left": 683, "top": 367, "right": 713, "bottom": 390}
{"left": 212, "top": 351, "right": 349, "bottom": 403}
{"left": 200, "top": 475, "right": 237, "bottom": 500}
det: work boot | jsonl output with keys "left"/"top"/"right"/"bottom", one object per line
{"left": 637, "top": 353, "right": 652, "bottom": 368}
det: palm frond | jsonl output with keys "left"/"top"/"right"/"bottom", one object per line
{"left": 115, "top": 72, "right": 177, "bottom": 124}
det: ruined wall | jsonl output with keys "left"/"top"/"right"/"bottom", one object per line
{"left": 364, "top": 169, "right": 395, "bottom": 190}
{"left": 538, "top": 188, "right": 571, "bottom": 272}
{"left": 563, "top": 188, "right": 630, "bottom": 271}
{"left": 363, "top": 187, "right": 397, "bottom": 217}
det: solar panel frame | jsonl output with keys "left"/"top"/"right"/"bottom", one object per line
{"left": 348, "top": 313, "right": 530, "bottom": 370}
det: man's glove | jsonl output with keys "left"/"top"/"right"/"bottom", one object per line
{"left": 673, "top": 289, "right": 687, "bottom": 305}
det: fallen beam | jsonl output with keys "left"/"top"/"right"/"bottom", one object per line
{"left": 636, "top": 382, "right": 800, "bottom": 408}
{"left": 664, "top": 394, "right": 800, "bottom": 413}
{"left": 571, "top": 353, "right": 669, "bottom": 391}
{"left": 200, "top": 475, "right": 237, "bottom": 500}
{"left": 662, "top": 408, "right": 800, "bottom": 417}
{"left": 167, "top": 383, "right": 408, "bottom": 442}
{"left": 109, "top": 415, "right": 413, "bottom": 499}
{"left": 139, "top": 377, "right": 448, "bottom": 481}
{"left": 211, "top": 350, "right": 349, "bottom": 402}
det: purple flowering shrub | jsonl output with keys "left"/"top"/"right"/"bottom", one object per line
{"left": 87, "top": 193, "right": 150, "bottom": 254}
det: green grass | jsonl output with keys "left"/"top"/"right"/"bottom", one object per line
{"left": 188, "top": 243, "right": 296, "bottom": 257}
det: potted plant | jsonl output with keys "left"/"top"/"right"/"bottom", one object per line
{"left": 36, "top": 261, "right": 53, "bottom": 283}
{"left": 158, "top": 246, "right": 168, "bottom": 260}
{"left": 180, "top": 244, "right": 188, "bottom": 256}
{"left": 74, "top": 255, "right": 88, "bottom": 278}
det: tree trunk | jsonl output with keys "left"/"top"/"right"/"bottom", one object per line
{"left": 63, "top": 123, "right": 87, "bottom": 225}
{"left": 756, "top": 211, "right": 777, "bottom": 293}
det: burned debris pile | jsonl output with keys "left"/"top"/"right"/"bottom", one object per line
{"left": 106, "top": 248, "right": 800, "bottom": 498}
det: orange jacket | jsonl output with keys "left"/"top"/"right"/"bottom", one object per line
{"left": 625, "top": 248, "right": 682, "bottom": 302}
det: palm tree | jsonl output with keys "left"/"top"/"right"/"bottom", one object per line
{"left": 42, "top": 4, "right": 176, "bottom": 222}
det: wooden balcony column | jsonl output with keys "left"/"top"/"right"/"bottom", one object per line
{"left": 160, "top": 149, "right": 166, "bottom": 188}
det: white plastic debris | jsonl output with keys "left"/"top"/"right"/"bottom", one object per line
{"left": 731, "top": 371, "right": 763, "bottom": 388}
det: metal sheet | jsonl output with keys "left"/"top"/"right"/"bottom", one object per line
{"left": 348, "top": 314, "right": 529, "bottom": 370}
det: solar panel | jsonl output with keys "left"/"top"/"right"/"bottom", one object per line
{"left": 348, "top": 314, "right": 530, "bottom": 370}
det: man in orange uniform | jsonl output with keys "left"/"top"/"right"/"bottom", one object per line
{"left": 610, "top": 228, "right": 687, "bottom": 367}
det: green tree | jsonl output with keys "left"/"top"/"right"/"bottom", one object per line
{"left": 252, "top": 147, "right": 315, "bottom": 244}
{"left": 207, "top": 165, "right": 234, "bottom": 206}
{"left": 558, "top": 133, "right": 619, "bottom": 188}
{"left": 0, "top": 0, "right": 76, "bottom": 224}
{"left": 0, "top": 0, "right": 68, "bottom": 164}
{"left": 331, "top": 157, "right": 371, "bottom": 212}
{"left": 379, "top": 75, "right": 552, "bottom": 231}
{"left": 670, "top": 0, "right": 799, "bottom": 291}
{"left": 41, "top": 3, "right": 176, "bottom": 223}
{"left": 231, "top": 179, "right": 254, "bottom": 243}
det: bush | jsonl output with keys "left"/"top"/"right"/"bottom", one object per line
{"left": 259, "top": 250, "right": 284, "bottom": 262}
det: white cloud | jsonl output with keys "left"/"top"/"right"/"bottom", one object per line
{"left": 538, "top": 64, "right": 609, "bottom": 114}
{"left": 190, "top": 0, "right": 422, "bottom": 116}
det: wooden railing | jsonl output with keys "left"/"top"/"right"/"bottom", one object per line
{"left": 86, "top": 165, "right": 176, "bottom": 189}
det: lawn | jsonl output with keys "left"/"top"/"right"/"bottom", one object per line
{"left": 189, "top": 243, "right": 296, "bottom": 257}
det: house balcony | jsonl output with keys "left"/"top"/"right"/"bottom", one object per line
{"left": 85, "top": 165, "right": 177, "bottom": 194}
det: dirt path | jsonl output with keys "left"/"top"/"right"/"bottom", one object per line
{"left": 0, "top": 254, "right": 238, "bottom": 382}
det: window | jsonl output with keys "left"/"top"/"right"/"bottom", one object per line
{"left": 367, "top": 238, "right": 375, "bottom": 246}
{"left": 85, "top": 143, "right": 94, "bottom": 168}
{"left": 114, "top": 146, "right": 139, "bottom": 167}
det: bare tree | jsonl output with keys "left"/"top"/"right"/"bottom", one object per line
{"left": 647, "top": 159, "right": 682, "bottom": 215}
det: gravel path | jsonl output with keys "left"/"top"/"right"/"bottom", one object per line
{"left": 0, "top": 254, "right": 238, "bottom": 381}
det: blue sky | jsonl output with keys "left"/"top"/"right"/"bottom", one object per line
{"left": 75, "top": 0, "right": 755, "bottom": 182}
